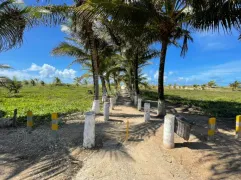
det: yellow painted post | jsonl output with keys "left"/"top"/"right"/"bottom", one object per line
{"left": 208, "top": 117, "right": 216, "bottom": 140}
{"left": 126, "top": 120, "right": 129, "bottom": 141}
{"left": 27, "top": 111, "right": 33, "bottom": 132}
{"left": 235, "top": 115, "right": 241, "bottom": 139}
{"left": 51, "top": 113, "right": 58, "bottom": 131}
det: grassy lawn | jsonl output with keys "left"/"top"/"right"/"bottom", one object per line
{"left": 0, "top": 86, "right": 94, "bottom": 124}
{"left": 141, "top": 89, "right": 241, "bottom": 118}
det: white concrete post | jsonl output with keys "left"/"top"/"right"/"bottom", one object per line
{"left": 92, "top": 100, "right": 100, "bottom": 114}
{"left": 144, "top": 103, "right": 150, "bottom": 122}
{"left": 83, "top": 111, "right": 95, "bottom": 148}
{"left": 104, "top": 102, "right": 110, "bottom": 121}
{"left": 157, "top": 100, "right": 166, "bottom": 116}
{"left": 163, "top": 114, "right": 175, "bottom": 149}
{"left": 137, "top": 98, "right": 142, "bottom": 111}
{"left": 110, "top": 97, "right": 114, "bottom": 110}
{"left": 134, "top": 95, "right": 138, "bottom": 106}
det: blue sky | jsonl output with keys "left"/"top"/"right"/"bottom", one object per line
{"left": 1, "top": 0, "right": 241, "bottom": 86}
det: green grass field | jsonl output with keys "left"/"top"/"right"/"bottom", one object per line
{"left": 142, "top": 89, "right": 241, "bottom": 118}
{"left": 0, "top": 86, "right": 94, "bottom": 125}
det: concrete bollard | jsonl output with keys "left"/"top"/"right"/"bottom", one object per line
{"left": 27, "top": 111, "right": 33, "bottom": 132}
{"left": 137, "top": 98, "right": 142, "bottom": 111}
{"left": 208, "top": 117, "right": 216, "bottom": 140}
{"left": 110, "top": 97, "right": 115, "bottom": 110}
{"left": 83, "top": 111, "right": 95, "bottom": 148}
{"left": 163, "top": 114, "right": 175, "bottom": 149}
{"left": 144, "top": 103, "right": 150, "bottom": 122}
{"left": 157, "top": 100, "right": 166, "bottom": 116}
{"left": 134, "top": 95, "right": 138, "bottom": 106}
{"left": 104, "top": 102, "right": 110, "bottom": 121}
{"left": 92, "top": 100, "right": 100, "bottom": 114}
{"left": 235, "top": 115, "right": 241, "bottom": 139}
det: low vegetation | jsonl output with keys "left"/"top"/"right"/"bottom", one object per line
{"left": 142, "top": 88, "right": 241, "bottom": 118}
{"left": 0, "top": 86, "right": 93, "bottom": 125}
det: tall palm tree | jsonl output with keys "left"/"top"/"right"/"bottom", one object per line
{"left": 88, "top": 0, "right": 193, "bottom": 116}
{"left": 0, "top": 0, "right": 68, "bottom": 52}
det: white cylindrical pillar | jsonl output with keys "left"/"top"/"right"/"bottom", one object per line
{"left": 104, "top": 102, "right": 110, "bottom": 121}
{"left": 134, "top": 95, "right": 138, "bottom": 106}
{"left": 110, "top": 97, "right": 114, "bottom": 110}
{"left": 83, "top": 111, "right": 95, "bottom": 148}
{"left": 137, "top": 98, "right": 142, "bottom": 111}
{"left": 163, "top": 114, "right": 175, "bottom": 149}
{"left": 157, "top": 100, "right": 166, "bottom": 116}
{"left": 144, "top": 103, "right": 150, "bottom": 122}
{"left": 92, "top": 100, "right": 100, "bottom": 114}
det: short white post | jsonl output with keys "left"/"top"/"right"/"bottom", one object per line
{"left": 163, "top": 114, "right": 175, "bottom": 149}
{"left": 83, "top": 111, "right": 95, "bottom": 148}
{"left": 137, "top": 98, "right": 142, "bottom": 111}
{"left": 92, "top": 100, "right": 100, "bottom": 114}
{"left": 144, "top": 103, "right": 150, "bottom": 122}
{"left": 110, "top": 97, "right": 114, "bottom": 110}
{"left": 113, "top": 96, "right": 117, "bottom": 105}
{"left": 104, "top": 102, "right": 110, "bottom": 121}
{"left": 134, "top": 95, "right": 138, "bottom": 106}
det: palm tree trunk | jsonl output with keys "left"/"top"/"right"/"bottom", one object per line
{"left": 134, "top": 54, "right": 140, "bottom": 95}
{"left": 87, "top": 23, "right": 99, "bottom": 101}
{"left": 157, "top": 40, "right": 168, "bottom": 117}
{"left": 100, "top": 75, "right": 108, "bottom": 95}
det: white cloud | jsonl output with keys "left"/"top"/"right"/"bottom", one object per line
{"left": 168, "top": 71, "right": 174, "bottom": 75}
{"left": 61, "top": 25, "right": 71, "bottom": 33}
{"left": 4, "top": 63, "right": 77, "bottom": 81}
{"left": 14, "top": 0, "right": 24, "bottom": 4}
{"left": 0, "top": 69, "right": 32, "bottom": 80}
{"left": 178, "top": 77, "right": 184, "bottom": 81}
{"left": 154, "top": 71, "right": 158, "bottom": 80}
{"left": 28, "top": 63, "right": 42, "bottom": 71}
{"left": 184, "top": 60, "right": 241, "bottom": 85}
{"left": 55, "top": 69, "right": 76, "bottom": 79}
{"left": 39, "top": 64, "right": 56, "bottom": 78}
{"left": 205, "top": 42, "right": 227, "bottom": 50}
{"left": 143, "top": 73, "right": 152, "bottom": 81}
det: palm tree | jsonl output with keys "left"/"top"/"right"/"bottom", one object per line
{"left": 40, "top": 80, "right": 45, "bottom": 86}
{"left": 53, "top": 77, "right": 62, "bottom": 86}
{"left": 88, "top": 0, "right": 193, "bottom": 116}
{"left": 230, "top": 81, "right": 240, "bottom": 91}
{"left": 30, "top": 79, "right": 36, "bottom": 86}
{"left": 0, "top": 0, "right": 67, "bottom": 52}
{"left": 207, "top": 80, "right": 217, "bottom": 88}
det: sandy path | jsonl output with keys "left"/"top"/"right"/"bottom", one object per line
{"left": 75, "top": 92, "right": 199, "bottom": 180}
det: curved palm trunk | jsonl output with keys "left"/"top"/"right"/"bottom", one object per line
{"left": 87, "top": 23, "right": 99, "bottom": 101}
{"left": 100, "top": 75, "right": 108, "bottom": 95}
{"left": 134, "top": 54, "right": 140, "bottom": 96}
{"left": 157, "top": 40, "right": 168, "bottom": 117}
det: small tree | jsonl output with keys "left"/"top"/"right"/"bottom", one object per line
{"left": 174, "top": 83, "right": 177, "bottom": 89}
{"left": 34, "top": 78, "right": 39, "bottom": 84}
{"left": 30, "top": 79, "right": 36, "bottom": 86}
{"left": 230, "top": 81, "right": 240, "bottom": 91}
{"left": 201, "top": 84, "right": 207, "bottom": 90}
{"left": 40, "top": 81, "right": 45, "bottom": 86}
{"left": 53, "top": 77, "right": 62, "bottom": 86}
{"left": 23, "top": 80, "right": 29, "bottom": 86}
{"left": 193, "top": 84, "right": 199, "bottom": 90}
{"left": 2, "top": 77, "right": 22, "bottom": 94}
{"left": 207, "top": 80, "right": 217, "bottom": 88}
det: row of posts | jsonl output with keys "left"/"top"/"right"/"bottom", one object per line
{"left": 163, "top": 114, "right": 241, "bottom": 149}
